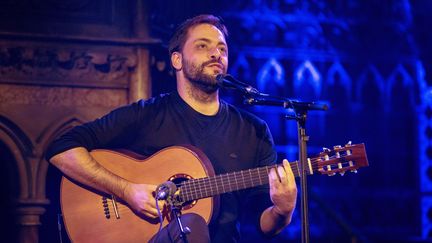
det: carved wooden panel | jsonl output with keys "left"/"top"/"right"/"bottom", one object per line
{"left": 0, "top": 41, "right": 137, "bottom": 88}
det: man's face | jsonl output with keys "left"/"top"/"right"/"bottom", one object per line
{"left": 180, "top": 24, "right": 228, "bottom": 93}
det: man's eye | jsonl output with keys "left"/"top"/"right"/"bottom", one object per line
{"left": 197, "top": 44, "right": 207, "bottom": 49}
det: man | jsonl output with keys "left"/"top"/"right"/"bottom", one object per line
{"left": 46, "top": 14, "right": 297, "bottom": 242}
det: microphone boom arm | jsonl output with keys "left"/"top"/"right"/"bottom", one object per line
{"left": 244, "top": 94, "right": 328, "bottom": 111}
{"left": 216, "top": 74, "right": 328, "bottom": 111}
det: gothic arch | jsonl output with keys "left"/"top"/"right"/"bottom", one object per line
{"left": 35, "top": 115, "right": 86, "bottom": 198}
{"left": 257, "top": 57, "right": 285, "bottom": 93}
{"left": 230, "top": 53, "right": 252, "bottom": 81}
{"left": 0, "top": 114, "right": 33, "bottom": 199}
{"left": 356, "top": 65, "right": 385, "bottom": 105}
{"left": 386, "top": 64, "right": 415, "bottom": 108}
{"left": 294, "top": 60, "right": 321, "bottom": 99}
{"left": 327, "top": 62, "right": 352, "bottom": 98}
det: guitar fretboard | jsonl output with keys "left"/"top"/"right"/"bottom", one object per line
{"left": 179, "top": 160, "right": 315, "bottom": 202}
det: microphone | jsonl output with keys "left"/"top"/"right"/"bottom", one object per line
{"left": 155, "top": 181, "right": 177, "bottom": 200}
{"left": 216, "top": 74, "right": 261, "bottom": 95}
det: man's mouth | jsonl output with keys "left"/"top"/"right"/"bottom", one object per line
{"left": 206, "top": 63, "right": 224, "bottom": 70}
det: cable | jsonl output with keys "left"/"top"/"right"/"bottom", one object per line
{"left": 153, "top": 197, "right": 165, "bottom": 243}
{"left": 156, "top": 198, "right": 164, "bottom": 232}
{"left": 57, "top": 213, "right": 63, "bottom": 243}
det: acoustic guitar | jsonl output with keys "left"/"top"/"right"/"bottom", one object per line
{"left": 60, "top": 143, "right": 368, "bottom": 242}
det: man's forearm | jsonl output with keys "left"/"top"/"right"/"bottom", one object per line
{"left": 49, "top": 147, "right": 130, "bottom": 199}
{"left": 260, "top": 205, "right": 293, "bottom": 236}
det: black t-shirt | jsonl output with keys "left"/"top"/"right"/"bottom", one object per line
{"left": 46, "top": 92, "right": 277, "bottom": 242}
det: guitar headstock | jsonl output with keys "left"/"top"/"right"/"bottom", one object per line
{"left": 316, "top": 142, "right": 369, "bottom": 176}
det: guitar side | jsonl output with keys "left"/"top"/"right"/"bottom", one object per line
{"left": 60, "top": 146, "right": 215, "bottom": 243}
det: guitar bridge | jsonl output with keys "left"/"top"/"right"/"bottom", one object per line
{"left": 101, "top": 195, "right": 120, "bottom": 219}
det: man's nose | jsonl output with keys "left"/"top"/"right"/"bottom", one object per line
{"left": 209, "top": 47, "right": 221, "bottom": 60}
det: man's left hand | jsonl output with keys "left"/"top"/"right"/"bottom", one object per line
{"left": 268, "top": 159, "right": 297, "bottom": 216}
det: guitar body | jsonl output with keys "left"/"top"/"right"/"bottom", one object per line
{"left": 60, "top": 146, "right": 216, "bottom": 243}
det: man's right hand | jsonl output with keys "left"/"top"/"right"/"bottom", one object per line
{"left": 123, "top": 183, "right": 165, "bottom": 218}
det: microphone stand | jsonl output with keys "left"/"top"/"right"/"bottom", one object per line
{"left": 170, "top": 205, "right": 191, "bottom": 243}
{"left": 244, "top": 93, "right": 327, "bottom": 243}
{"left": 158, "top": 184, "right": 191, "bottom": 243}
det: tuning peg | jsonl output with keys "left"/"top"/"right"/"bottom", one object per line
{"left": 346, "top": 141, "right": 352, "bottom": 146}
{"left": 351, "top": 169, "right": 358, "bottom": 173}
{"left": 326, "top": 165, "right": 336, "bottom": 176}
{"left": 337, "top": 163, "right": 344, "bottom": 176}
{"left": 322, "top": 147, "right": 331, "bottom": 152}
{"left": 333, "top": 145, "right": 341, "bottom": 149}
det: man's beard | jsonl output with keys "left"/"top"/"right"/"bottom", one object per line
{"left": 183, "top": 58, "right": 223, "bottom": 94}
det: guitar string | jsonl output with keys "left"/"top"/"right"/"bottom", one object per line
{"left": 179, "top": 157, "right": 320, "bottom": 190}
{"left": 105, "top": 159, "right": 313, "bottom": 208}
{"left": 179, "top": 155, "right": 356, "bottom": 201}
{"left": 112, "top": 159, "right": 320, "bottom": 202}
{"left": 180, "top": 170, "right": 295, "bottom": 201}
{"left": 100, "top": 153, "right": 356, "bottom": 208}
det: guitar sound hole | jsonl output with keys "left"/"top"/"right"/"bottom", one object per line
{"left": 169, "top": 174, "right": 197, "bottom": 210}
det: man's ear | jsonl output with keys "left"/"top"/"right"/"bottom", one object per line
{"left": 171, "top": 52, "right": 182, "bottom": 70}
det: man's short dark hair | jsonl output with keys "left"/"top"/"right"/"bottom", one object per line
{"left": 168, "top": 14, "right": 228, "bottom": 56}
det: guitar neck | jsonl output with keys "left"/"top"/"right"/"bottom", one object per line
{"left": 179, "top": 160, "right": 311, "bottom": 202}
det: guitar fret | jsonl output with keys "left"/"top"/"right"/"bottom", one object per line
{"left": 189, "top": 180, "right": 195, "bottom": 201}
{"left": 181, "top": 181, "right": 187, "bottom": 201}
{"left": 234, "top": 171, "right": 239, "bottom": 191}
{"left": 220, "top": 174, "right": 226, "bottom": 193}
{"left": 204, "top": 178, "right": 210, "bottom": 197}
{"left": 191, "top": 180, "right": 197, "bottom": 200}
{"left": 206, "top": 177, "right": 212, "bottom": 198}
{"left": 187, "top": 181, "right": 193, "bottom": 201}
{"left": 264, "top": 169, "right": 268, "bottom": 184}
{"left": 227, "top": 174, "right": 232, "bottom": 192}
{"left": 241, "top": 170, "right": 246, "bottom": 189}
{"left": 248, "top": 169, "right": 253, "bottom": 188}
{"left": 203, "top": 178, "right": 209, "bottom": 198}
{"left": 225, "top": 174, "right": 230, "bottom": 192}
{"left": 201, "top": 178, "right": 207, "bottom": 198}
{"left": 258, "top": 168, "right": 262, "bottom": 185}
{"left": 199, "top": 178, "right": 204, "bottom": 198}
{"left": 180, "top": 181, "right": 188, "bottom": 202}
{"left": 207, "top": 177, "right": 214, "bottom": 197}
{"left": 181, "top": 181, "right": 188, "bottom": 202}
{"left": 220, "top": 174, "right": 225, "bottom": 193}
{"left": 200, "top": 178, "right": 207, "bottom": 198}
{"left": 213, "top": 176, "right": 219, "bottom": 194}
{"left": 185, "top": 180, "right": 191, "bottom": 201}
